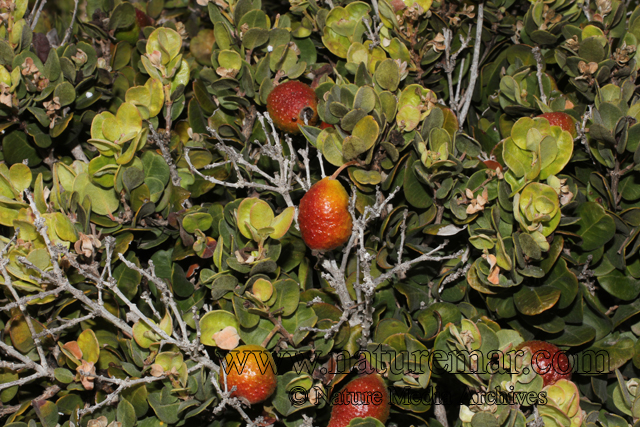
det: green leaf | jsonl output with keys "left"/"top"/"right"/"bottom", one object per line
{"left": 170, "top": 60, "right": 190, "bottom": 95}
{"left": 147, "top": 27, "right": 182, "bottom": 62}
{"left": 353, "top": 86, "right": 376, "bottom": 113}
{"left": 122, "top": 384, "right": 149, "bottom": 418}
{"left": 239, "top": 317, "right": 278, "bottom": 347}
{"left": 237, "top": 198, "right": 259, "bottom": 239}
{"left": 0, "top": 369, "right": 18, "bottom": 402}
{"left": 9, "top": 163, "right": 32, "bottom": 192}
{"left": 345, "top": 417, "right": 385, "bottom": 427}
{"left": 342, "top": 135, "right": 369, "bottom": 160}
{"left": 117, "top": 399, "right": 137, "bottom": 427}
{"left": 146, "top": 78, "right": 165, "bottom": 117}
{"left": 582, "top": 335, "right": 635, "bottom": 374}
{"left": 250, "top": 198, "right": 275, "bottom": 230}
{"left": 281, "top": 303, "right": 317, "bottom": 345}
{"left": 122, "top": 166, "right": 145, "bottom": 192}
{"left": 273, "top": 279, "right": 300, "bottom": 316}
{"left": 117, "top": 102, "right": 143, "bottom": 142}
{"left": 416, "top": 302, "right": 461, "bottom": 338}
{"left": 182, "top": 212, "right": 213, "bottom": 233}
{"left": 171, "top": 263, "right": 194, "bottom": 298}
{"left": 352, "top": 169, "right": 381, "bottom": 185}
{"left": 544, "top": 259, "right": 578, "bottom": 309}
{"left": 199, "top": 310, "right": 240, "bottom": 347}
{"left": 574, "top": 202, "right": 616, "bottom": 251}
{"left": 351, "top": 115, "right": 379, "bottom": 147}
{"left": 270, "top": 206, "right": 294, "bottom": 239}
{"left": 548, "top": 325, "right": 596, "bottom": 346}
{"left": 513, "top": 286, "right": 561, "bottom": 315}
{"left": 3, "top": 130, "right": 41, "bottom": 166}
{"left": 233, "top": 295, "right": 262, "bottom": 328}
{"left": 113, "top": 254, "right": 141, "bottom": 301}
{"left": 471, "top": 412, "right": 500, "bottom": 427}
{"left": 404, "top": 159, "right": 433, "bottom": 209}
{"left": 73, "top": 173, "right": 119, "bottom": 216}
{"left": 33, "top": 401, "right": 59, "bottom": 427}
{"left": 77, "top": 329, "right": 100, "bottom": 363}
{"left": 109, "top": 2, "right": 136, "bottom": 29}
{"left": 53, "top": 81, "right": 76, "bottom": 107}
{"left": 148, "top": 389, "right": 180, "bottom": 424}
{"left": 374, "top": 58, "right": 400, "bottom": 91}
{"left": 53, "top": 368, "right": 74, "bottom": 384}
{"left": 243, "top": 28, "right": 269, "bottom": 49}
{"left": 0, "top": 205, "right": 19, "bottom": 226}
{"left": 252, "top": 278, "right": 273, "bottom": 301}
{"left": 598, "top": 269, "right": 640, "bottom": 301}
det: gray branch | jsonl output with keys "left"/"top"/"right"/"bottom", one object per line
{"left": 70, "top": 143, "right": 89, "bottom": 163}
{"left": 457, "top": 2, "right": 485, "bottom": 129}
{"left": 185, "top": 112, "right": 305, "bottom": 227}
{"left": 60, "top": 0, "right": 80, "bottom": 46}
{"left": 443, "top": 28, "right": 472, "bottom": 112}
{"left": 29, "top": 0, "right": 47, "bottom": 29}
{"left": 532, "top": 47, "right": 547, "bottom": 105}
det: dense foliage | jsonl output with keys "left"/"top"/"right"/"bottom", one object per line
{"left": 2, "top": 0, "right": 640, "bottom": 426}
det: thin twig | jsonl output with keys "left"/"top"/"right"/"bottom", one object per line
{"left": 33, "top": 314, "right": 96, "bottom": 339}
{"left": 583, "top": 0, "right": 592, "bottom": 21}
{"left": 21, "top": 193, "right": 135, "bottom": 335}
{"left": 30, "top": 0, "right": 47, "bottom": 29}
{"left": 300, "top": 308, "right": 350, "bottom": 340}
{"left": 0, "top": 232, "right": 50, "bottom": 372}
{"left": 0, "top": 385, "right": 60, "bottom": 417}
{"left": 532, "top": 47, "right": 547, "bottom": 105}
{"left": 70, "top": 143, "right": 88, "bottom": 162}
{"left": 457, "top": 2, "right": 484, "bottom": 129}
{"left": 443, "top": 28, "right": 472, "bottom": 112}
{"left": 397, "top": 209, "right": 409, "bottom": 265}
{"left": 185, "top": 113, "right": 305, "bottom": 228}
{"left": 60, "top": 0, "right": 80, "bottom": 45}
{"left": 362, "top": 18, "right": 382, "bottom": 49}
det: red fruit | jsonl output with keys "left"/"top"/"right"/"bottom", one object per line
{"left": 319, "top": 122, "right": 334, "bottom": 130}
{"left": 327, "top": 374, "right": 390, "bottom": 427}
{"left": 298, "top": 164, "right": 353, "bottom": 252}
{"left": 516, "top": 340, "right": 572, "bottom": 387}
{"left": 220, "top": 345, "right": 277, "bottom": 405}
{"left": 266, "top": 81, "right": 318, "bottom": 134}
{"left": 537, "top": 112, "right": 577, "bottom": 138}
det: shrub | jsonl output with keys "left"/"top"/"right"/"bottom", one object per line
{"left": 1, "top": 0, "right": 640, "bottom": 427}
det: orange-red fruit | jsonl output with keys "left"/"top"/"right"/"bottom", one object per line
{"left": 537, "top": 112, "right": 577, "bottom": 138}
{"left": 516, "top": 340, "right": 572, "bottom": 387}
{"left": 220, "top": 345, "right": 277, "bottom": 404}
{"left": 319, "top": 122, "right": 334, "bottom": 130}
{"left": 298, "top": 177, "right": 352, "bottom": 251}
{"left": 327, "top": 374, "right": 390, "bottom": 427}
{"left": 266, "top": 81, "right": 318, "bottom": 134}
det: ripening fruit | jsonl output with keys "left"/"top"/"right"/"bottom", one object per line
{"left": 327, "top": 374, "right": 390, "bottom": 427}
{"left": 220, "top": 344, "right": 277, "bottom": 404}
{"left": 537, "top": 112, "right": 577, "bottom": 138}
{"left": 266, "top": 81, "right": 318, "bottom": 134}
{"left": 298, "top": 165, "right": 353, "bottom": 252}
{"left": 516, "top": 340, "right": 571, "bottom": 387}
{"left": 319, "top": 121, "right": 335, "bottom": 130}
